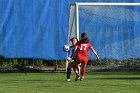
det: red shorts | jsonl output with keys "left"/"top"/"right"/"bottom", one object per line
{"left": 75, "top": 56, "right": 88, "bottom": 64}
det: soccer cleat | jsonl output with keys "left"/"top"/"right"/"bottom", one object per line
{"left": 80, "top": 77, "right": 84, "bottom": 81}
{"left": 67, "top": 79, "right": 71, "bottom": 82}
{"left": 78, "top": 76, "right": 80, "bottom": 80}
{"left": 75, "top": 75, "right": 80, "bottom": 81}
{"left": 80, "top": 76, "right": 84, "bottom": 81}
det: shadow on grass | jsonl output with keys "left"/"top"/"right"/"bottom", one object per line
{"left": 94, "top": 77, "right": 140, "bottom": 80}
{"left": 89, "top": 72, "right": 140, "bottom": 75}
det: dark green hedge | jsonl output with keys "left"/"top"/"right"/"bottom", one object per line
{"left": 0, "top": 59, "right": 65, "bottom": 67}
{"left": 0, "top": 58, "right": 140, "bottom": 67}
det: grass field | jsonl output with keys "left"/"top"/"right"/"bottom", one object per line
{"left": 0, "top": 72, "right": 139, "bottom": 93}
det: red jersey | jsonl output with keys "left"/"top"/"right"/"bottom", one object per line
{"left": 75, "top": 41, "right": 92, "bottom": 57}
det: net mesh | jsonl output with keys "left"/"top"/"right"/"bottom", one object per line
{"left": 73, "top": 5, "right": 140, "bottom": 60}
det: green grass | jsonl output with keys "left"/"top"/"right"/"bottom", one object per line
{"left": 0, "top": 72, "right": 140, "bottom": 93}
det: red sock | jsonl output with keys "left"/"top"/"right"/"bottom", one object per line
{"left": 73, "top": 66, "right": 79, "bottom": 75}
{"left": 81, "top": 68, "right": 86, "bottom": 76}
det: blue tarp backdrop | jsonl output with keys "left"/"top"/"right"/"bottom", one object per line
{"left": 0, "top": 0, "right": 140, "bottom": 60}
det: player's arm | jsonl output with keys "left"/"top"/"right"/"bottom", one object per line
{"left": 74, "top": 46, "right": 78, "bottom": 52}
{"left": 73, "top": 42, "right": 78, "bottom": 53}
{"left": 67, "top": 47, "right": 72, "bottom": 61}
{"left": 90, "top": 47, "right": 99, "bottom": 60}
{"left": 67, "top": 47, "right": 71, "bottom": 57}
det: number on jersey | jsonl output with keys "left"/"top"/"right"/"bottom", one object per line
{"left": 80, "top": 44, "right": 87, "bottom": 50}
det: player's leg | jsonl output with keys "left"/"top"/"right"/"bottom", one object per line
{"left": 73, "top": 63, "right": 81, "bottom": 75}
{"left": 73, "top": 65, "right": 81, "bottom": 81}
{"left": 66, "top": 67, "right": 71, "bottom": 81}
{"left": 69, "top": 61, "right": 79, "bottom": 76}
{"left": 80, "top": 58, "right": 88, "bottom": 81}
{"left": 80, "top": 63, "right": 86, "bottom": 81}
{"left": 67, "top": 61, "right": 79, "bottom": 81}
{"left": 66, "top": 61, "right": 73, "bottom": 81}
{"left": 73, "top": 64, "right": 79, "bottom": 75}
{"left": 74, "top": 58, "right": 81, "bottom": 81}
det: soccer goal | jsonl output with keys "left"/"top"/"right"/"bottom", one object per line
{"left": 67, "top": 3, "right": 140, "bottom": 70}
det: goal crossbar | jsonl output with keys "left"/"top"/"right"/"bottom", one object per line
{"left": 76, "top": 3, "right": 140, "bottom": 6}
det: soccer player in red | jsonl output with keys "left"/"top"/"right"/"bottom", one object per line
{"left": 74, "top": 33, "right": 99, "bottom": 81}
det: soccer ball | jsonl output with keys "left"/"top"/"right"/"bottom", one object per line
{"left": 63, "top": 44, "right": 69, "bottom": 52}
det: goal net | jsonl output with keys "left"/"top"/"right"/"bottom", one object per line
{"left": 68, "top": 3, "right": 140, "bottom": 60}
